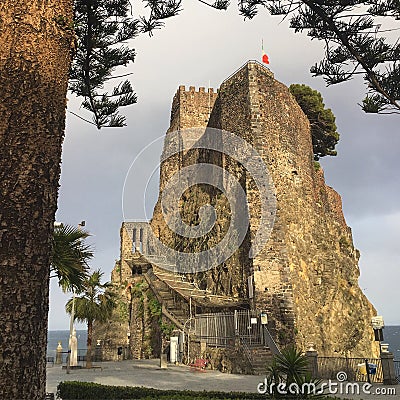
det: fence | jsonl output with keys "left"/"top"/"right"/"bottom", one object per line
{"left": 46, "top": 348, "right": 93, "bottom": 365}
{"left": 194, "top": 310, "right": 278, "bottom": 351}
{"left": 394, "top": 360, "right": 400, "bottom": 383}
{"left": 317, "top": 356, "right": 383, "bottom": 383}
{"left": 235, "top": 310, "right": 263, "bottom": 345}
{"left": 194, "top": 312, "right": 235, "bottom": 347}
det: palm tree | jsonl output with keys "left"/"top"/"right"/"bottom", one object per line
{"left": 66, "top": 270, "right": 116, "bottom": 368}
{"left": 51, "top": 224, "right": 93, "bottom": 292}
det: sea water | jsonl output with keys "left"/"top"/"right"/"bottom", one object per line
{"left": 385, "top": 325, "right": 400, "bottom": 360}
{"left": 47, "top": 330, "right": 88, "bottom": 362}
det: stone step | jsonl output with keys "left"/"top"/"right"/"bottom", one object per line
{"left": 165, "top": 308, "right": 187, "bottom": 317}
{"left": 252, "top": 366, "right": 267, "bottom": 372}
{"left": 252, "top": 352, "right": 272, "bottom": 357}
{"left": 161, "top": 300, "right": 176, "bottom": 307}
{"left": 151, "top": 282, "right": 169, "bottom": 290}
{"left": 252, "top": 350, "right": 271, "bottom": 355}
{"left": 155, "top": 288, "right": 174, "bottom": 295}
{"left": 153, "top": 269, "right": 241, "bottom": 305}
{"left": 253, "top": 357, "right": 273, "bottom": 363}
{"left": 253, "top": 361, "right": 272, "bottom": 366}
{"left": 252, "top": 359, "right": 270, "bottom": 365}
{"left": 253, "top": 369, "right": 267, "bottom": 375}
{"left": 171, "top": 312, "right": 187, "bottom": 319}
{"left": 158, "top": 290, "right": 174, "bottom": 300}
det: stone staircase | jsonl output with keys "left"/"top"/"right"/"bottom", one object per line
{"left": 143, "top": 264, "right": 276, "bottom": 375}
{"left": 144, "top": 268, "right": 189, "bottom": 329}
{"left": 144, "top": 265, "right": 247, "bottom": 331}
{"left": 152, "top": 266, "right": 245, "bottom": 307}
{"left": 248, "top": 344, "right": 274, "bottom": 375}
{"left": 239, "top": 337, "right": 274, "bottom": 375}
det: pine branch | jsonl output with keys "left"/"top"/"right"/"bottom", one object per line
{"left": 301, "top": 0, "right": 400, "bottom": 112}
{"left": 261, "top": 0, "right": 400, "bottom": 114}
{"left": 69, "top": 0, "right": 139, "bottom": 129}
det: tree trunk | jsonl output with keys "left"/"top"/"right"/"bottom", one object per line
{"left": 86, "top": 320, "right": 93, "bottom": 368}
{"left": 0, "top": 1, "right": 73, "bottom": 398}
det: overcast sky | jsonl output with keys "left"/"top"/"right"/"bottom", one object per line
{"left": 49, "top": 4, "right": 400, "bottom": 331}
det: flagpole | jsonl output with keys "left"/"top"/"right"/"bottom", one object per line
{"left": 261, "top": 39, "right": 270, "bottom": 65}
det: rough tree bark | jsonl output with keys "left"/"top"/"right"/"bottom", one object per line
{"left": 0, "top": 1, "right": 73, "bottom": 398}
{"left": 86, "top": 319, "right": 93, "bottom": 369}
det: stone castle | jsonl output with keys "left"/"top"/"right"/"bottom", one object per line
{"left": 93, "top": 61, "right": 379, "bottom": 372}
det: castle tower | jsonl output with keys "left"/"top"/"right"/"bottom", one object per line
{"left": 169, "top": 85, "right": 218, "bottom": 132}
{"left": 105, "top": 61, "right": 378, "bottom": 361}
{"left": 150, "top": 61, "right": 378, "bottom": 356}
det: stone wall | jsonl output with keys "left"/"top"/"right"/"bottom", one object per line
{"left": 118, "top": 223, "right": 134, "bottom": 284}
{"left": 169, "top": 86, "right": 218, "bottom": 131}
{"left": 95, "top": 222, "right": 164, "bottom": 360}
{"left": 149, "top": 61, "right": 378, "bottom": 357}
{"left": 218, "top": 62, "right": 377, "bottom": 356}
{"left": 188, "top": 340, "right": 253, "bottom": 375}
{"left": 93, "top": 275, "right": 163, "bottom": 361}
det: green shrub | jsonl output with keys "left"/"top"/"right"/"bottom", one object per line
{"left": 265, "top": 346, "right": 326, "bottom": 399}
{"left": 57, "top": 381, "right": 266, "bottom": 399}
{"left": 57, "top": 381, "right": 345, "bottom": 400}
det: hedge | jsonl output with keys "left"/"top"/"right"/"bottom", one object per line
{"left": 57, "top": 382, "right": 266, "bottom": 399}
{"left": 57, "top": 381, "right": 345, "bottom": 400}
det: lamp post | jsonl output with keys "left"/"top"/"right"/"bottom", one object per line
{"left": 66, "top": 220, "right": 85, "bottom": 374}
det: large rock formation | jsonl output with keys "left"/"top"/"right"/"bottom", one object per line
{"left": 150, "top": 61, "right": 378, "bottom": 357}
{"left": 98, "top": 61, "right": 378, "bottom": 362}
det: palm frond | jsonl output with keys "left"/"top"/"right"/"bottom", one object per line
{"left": 66, "top": 269, "right": 117, "bottom": 324}
{"left": 51, "top": 224, "right": 93, "bottom": 292}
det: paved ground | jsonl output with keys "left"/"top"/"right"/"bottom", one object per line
{"left": 47, "top": 359, "right": 399, "bottom": 399}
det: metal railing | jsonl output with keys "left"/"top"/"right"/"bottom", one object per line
{"left": 317, "top": 356, "right": 383, "bottom": 383}
{"left": 394, "top": 360, "right": 400, "bottom": 383}
{"left": 261, "top": 325, "right": 280, "bottom": 355}
{"left": 46, "top": 348, "right": 92, "bottom": 365}
{"left": 194, "top": 310, "right": 278, "bottom": 351}
{"left": 194, "top": 312, "right": 236, "bottom": 347}
{"left": 239, "top": 336, "right": 254, "bottom": 366}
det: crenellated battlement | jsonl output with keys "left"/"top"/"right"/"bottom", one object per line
{"left": 169, "top": 84, "right": 219, "bottom": 131}
{"left": 177, "top": 85, "right": 218, "bottom": 94}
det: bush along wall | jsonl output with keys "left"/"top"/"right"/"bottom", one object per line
{"left": 57, "top": 381, "right": 344, "bottom": 399}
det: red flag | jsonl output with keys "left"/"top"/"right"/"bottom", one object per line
{"left": 262, "top": 39, "right": 270, "bottom": 64}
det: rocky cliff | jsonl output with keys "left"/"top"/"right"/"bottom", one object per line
{"left": 148, "top": 61, "right": 378, "bottom": 357}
